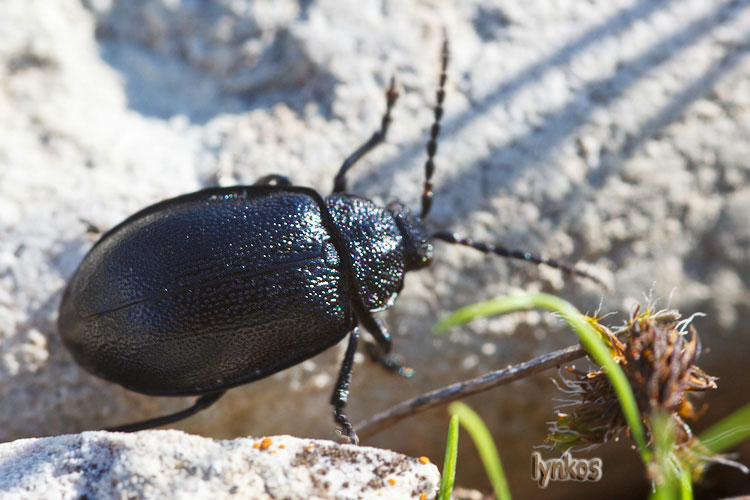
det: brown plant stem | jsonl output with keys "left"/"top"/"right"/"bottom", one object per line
{"left": 355, "top": 344, "right": 586, "bottom": 440}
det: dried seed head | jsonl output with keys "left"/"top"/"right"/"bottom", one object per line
{"left": 546, "top": 306, "right": 717, "bottom": 452}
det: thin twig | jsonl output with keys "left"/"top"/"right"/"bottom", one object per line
{"left": 355, "top": 344, "right": 586, "bottom": 440}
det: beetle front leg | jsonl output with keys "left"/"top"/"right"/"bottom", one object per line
{"left": 331, "top": 327, "right": 360, "bottom": 444}
{"left": 332, "top": 78, "right": 399, "bottom": 193}
{"left": 360, "top": 314, "right": 414, "bottom": 378}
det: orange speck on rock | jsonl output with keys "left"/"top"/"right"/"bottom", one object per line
{"left": 419, "top": 494, "right": 427, "bottom": 500}
{"left": 279, "top": 444, "right": 285, "bottom": 449}
{"left": 260, "top": 438, "right": 272, "bottom": 450}
{"left": 388, "top": 478, "right": 396, "bottom": 486}
{"left": 305, "top": 445, "right": 314, "bottom": 451}
{"left": 252, "top": 443, "right": 260, "bottom": 449}
{"left": 419, "top": 456, "right": 429, "bottom": 465}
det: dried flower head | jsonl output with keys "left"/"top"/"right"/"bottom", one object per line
{"left": 547, "top": 306, "right": 717, "bottom": 452}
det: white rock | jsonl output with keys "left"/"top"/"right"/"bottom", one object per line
{"left": 0, "top": 431, "right": 439, "bottom": 500}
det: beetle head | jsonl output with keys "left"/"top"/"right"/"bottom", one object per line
{"left": 387, "top": 202, "right": 433, "bottom": 271}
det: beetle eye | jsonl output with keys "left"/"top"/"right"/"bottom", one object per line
{"left": 418, "top": 240, "right": 434, "bottom": 266}
{"left": 409, "top": 239, "right": 433, "bottom": 270}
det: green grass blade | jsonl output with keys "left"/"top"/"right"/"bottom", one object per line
{"left": 649, "top": 411, "right": 689, "bottom": 500}
{"left": 679, "top": 468, "right": 693, "bottom": 500}
{"left": 436, "top": 292, "right": 652, "bottom": 464}
{"left": 438, "top": 414, "right": 460, "bottom": 500}
{"left": 449, "top": 402, "right": 511, "bottom": 500}
{"left": 698, "top": 404, "right": 750, "bottom": 454}
{"left": 435, "top": 294, "right": 539, "bottom": 332}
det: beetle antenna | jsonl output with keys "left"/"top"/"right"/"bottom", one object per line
{"left": 431, "top": 231, "right": 608, "bottom": 288}
{"left": 420, "top": 34, "right": 449, "bottom": 219}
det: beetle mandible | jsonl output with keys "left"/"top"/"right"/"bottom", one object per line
{"left": 58, "top": 39, "right": 602, "bottom": 444}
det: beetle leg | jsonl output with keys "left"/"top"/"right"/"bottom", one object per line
{"left": 253, "top": 174, "right": 292, "bottom": 186}
{"left": 106, "top": 391, "right": 226, "bottom": 432}
{"left": 78, "top": 217, "right": 103, "bottom": 235}
{"left": 332, "top": 78, "right": 399, "bottom": 193}
{"left": 360, "top": 314, "right": 414, "bottom": 378}
{"left": 331, "top": 327, "right": 360, "bottom": 445}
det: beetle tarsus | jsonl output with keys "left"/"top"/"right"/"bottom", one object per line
{"left": 364, "top": 340, "right": 414, "bottom": 378}
{"left": 334, "top": 407, "right": 359, "bottom": 445}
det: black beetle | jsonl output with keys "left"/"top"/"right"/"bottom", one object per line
{"left": 58, "top": 40, "right": 601, "bottom": 444}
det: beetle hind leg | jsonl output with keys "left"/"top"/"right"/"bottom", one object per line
{"left": 106, "top": 391, "right": 225, "bottom": 433}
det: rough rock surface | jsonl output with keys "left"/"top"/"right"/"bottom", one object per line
{"left": 0, "top": 431, "right": 439, "bottom": 499}
{"left": 1, "top": 0, "right": 748, "bottom": 497}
